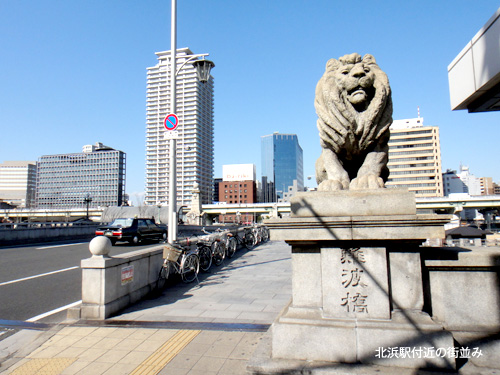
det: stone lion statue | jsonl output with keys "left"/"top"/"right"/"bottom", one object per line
{"left": 315, "top": 53, "right": 393, "bottom": 191}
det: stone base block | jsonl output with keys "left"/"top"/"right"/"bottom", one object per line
{"left": 66, "top": 305, "right": 81, "bottom": 321}
{"left": 290, "top": 189, "right": 416, "bottom": 217}
{"left": 271, "top": 303, "right": 455, "bottom": 370}
{"left": 452, "top": 331, "right": 500, "bottom": 369}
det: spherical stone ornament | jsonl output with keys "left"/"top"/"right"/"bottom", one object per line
{"left": 89, "top": 236, "right": 111, "bottom": 257}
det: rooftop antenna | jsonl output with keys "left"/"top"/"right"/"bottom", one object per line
{"left": 417, "top": 106, "right": 421, "bottom": 118}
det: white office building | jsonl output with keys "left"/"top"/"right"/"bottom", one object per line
{"left": 35, "top": 143, "right": 126, "bottom": 209}
{"left": 0, "top": 161, "right": 37, "bottom": 208}
{"left": 443, "top": 166, "right": 482, "bottom": 196}
{"left": 145, "top": 48, "right": 214, "bottom": 207}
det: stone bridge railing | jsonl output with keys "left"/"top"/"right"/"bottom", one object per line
{"left": 78, "top": 226, "right": 257, "bottom": 320}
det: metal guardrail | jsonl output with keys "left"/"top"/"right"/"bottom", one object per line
{"left": 0, "top": 222, "right": 102, "bottom": 247}
{"left": 0, "top": 222, "right": 101, "bottom": 230}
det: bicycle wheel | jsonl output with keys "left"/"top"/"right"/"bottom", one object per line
{"left": 198, "top": 245, "right": 212, "bottom": 272}
{"left": 156, "top": 262, "right": 170, "bottom": 291}
{"left": 180, "top": 253, "right": 199, "bottom": 283}
{"left": 226, "top": 237, "right": 237, "bottom": 258}
{"left": 261, "top": 227, "right": 269, "bottom": 242}
{"left": 212, "top": 241, "right": 226, "bottom": 266}
{"left": 245, "top": 233, "right": 256, "bottom": 250}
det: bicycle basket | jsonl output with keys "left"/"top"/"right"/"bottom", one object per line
{"left": 163, "top": 244, "right": 182, "bottom": 262}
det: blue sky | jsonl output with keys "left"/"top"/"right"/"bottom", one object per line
{"left": 1, "top": 1, "right": 499, "bottom": 201}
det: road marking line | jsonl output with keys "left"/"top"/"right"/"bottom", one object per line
{"left": 0, "top": 266, "right": 79, "bottom": 287}
{"left": 131, "top": 329, "right": 201, "bottom": 375}
{"left": 26, "top": 300, "right": 81, "bottom": 322}
{"left": 36, "top": 242, "right": 86, "bottom": 249}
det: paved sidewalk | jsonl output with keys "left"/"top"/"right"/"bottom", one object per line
{"left": 0, "top": 240, "right": 292, "bottom": 375}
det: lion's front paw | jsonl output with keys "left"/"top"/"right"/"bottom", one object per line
{"left": 318, "top": 179, "right": 349, "bottom": 191}
{"left": 350, "top": 175, "right": 385, "bottom": 190}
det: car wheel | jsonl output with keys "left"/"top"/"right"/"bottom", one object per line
{"left": 130, "top": 235, "right": 141, "bottom": 244}
{"left": 162, "top": 232, "right": 167, "bottom": 241}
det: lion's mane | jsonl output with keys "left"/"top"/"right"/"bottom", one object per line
{"left": 315, "top": 53, "right": 393, "bottom": 158}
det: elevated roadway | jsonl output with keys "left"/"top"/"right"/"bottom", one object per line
{"left": 1, "top": 195, "right": 499, "bottom": 223}
{"left": 203, "top": 195, "right": 500, "bottom": 217}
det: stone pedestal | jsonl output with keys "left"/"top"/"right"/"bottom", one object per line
{"left": 186, "top": 183, "right": 204, "bottom": 225}
{"left": 264, "top": 189, "right": 456, "bottom": 370}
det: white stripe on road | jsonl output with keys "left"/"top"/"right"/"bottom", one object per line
{"left": 36, "top": 242, "right": 86, "bottom": 249}
{"left": 0, "top": 266, "right": 79, "bottom": 287}
{"left": 26, "top": 300, "right": 82, "bottom": 322}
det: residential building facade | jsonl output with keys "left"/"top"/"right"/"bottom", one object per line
{"left": 35, "top": 143, "right": 126, "bottom": 208}
{"left": 386, "top": 118, "right": 443, "bottom": 197}
{"left": 218, "top": 164, "right": 257, "bottom": 223}
{"left": 145, "top": 48, "right": 214, "bottom": 207}
{"left": 480, "top": 177, "right": 495, "bottom": 195}
{"left": 0, "top": 161, "right": 37, "bottom": 208}
{"left": 261, "top": 133, "right": 304, "bottom": 202}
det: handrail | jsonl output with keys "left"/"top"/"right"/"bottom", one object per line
{"left": 0, "top": 222, "right": 101, "bottom": 230}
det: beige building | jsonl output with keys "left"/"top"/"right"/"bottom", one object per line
{"left": 386, "top": 118, "right": 443, "bottom": 197}
{"left": 480, "top": 177, "right": 495, "bottom": 195}
{"left": 0, "top": 161, "right": 37, "bottom": 208}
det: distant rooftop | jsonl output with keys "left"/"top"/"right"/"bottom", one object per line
{"left": 391, "top": 117, "right": 426, "bottom": 130}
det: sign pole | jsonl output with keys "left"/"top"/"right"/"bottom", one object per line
{"left": 168, "top": 0, "right": 177, "bottom": 244}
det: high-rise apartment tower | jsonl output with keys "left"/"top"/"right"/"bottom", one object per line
{"left": 386, "top": 118, "right": 443, "bottom": 197}
{"left": 145, "top": 48, "right": 214, "bottom": 206}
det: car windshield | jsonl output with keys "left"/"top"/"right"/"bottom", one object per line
{"left": 110, "top": 218, "right": 134, "bottom": 228}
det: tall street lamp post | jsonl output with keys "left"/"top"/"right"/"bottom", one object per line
{"left": 167, "top": 0, "right": 214, "bottom": 244}
{"left": 167, "top": 0, "right": 177, "bottom": 244}
{"left": 84, "top": 194, "right": 92, "bottom": 221}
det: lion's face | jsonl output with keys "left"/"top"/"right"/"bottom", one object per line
{"left": 315, "top": 52, "right": 393, "bottom": 155}
{"left": 334, "top": 61, "right": 375, "bottom": 109}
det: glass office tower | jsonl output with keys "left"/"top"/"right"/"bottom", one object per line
{"left": 261, "top": 133, "right": 304, "bottom": 201}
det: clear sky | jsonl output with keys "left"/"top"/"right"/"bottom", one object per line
{"left": 1, "top": 1, "right": 499, "bottom": 202}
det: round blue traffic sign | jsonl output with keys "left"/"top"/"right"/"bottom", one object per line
{"left": 164, "top": 113, "right": 178, "bottom": 131}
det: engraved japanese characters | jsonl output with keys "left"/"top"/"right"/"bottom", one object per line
{"left": 315, "top": 53, "right": 393, "bottom": 191}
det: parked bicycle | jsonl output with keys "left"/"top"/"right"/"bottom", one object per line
{"left": 231, "top": 227, "right": 257, "bottom": 250}
{"left": 194, "top": 228, "right": 225, "bottom": 272}
{"left": 195, "top": 235, "right": 213, "bottom": 272}
{"left": 202, "top": 227, "right": 226, "bottom": 267}
{"left": 157, "top": 243, "right": 199, "bottom": 290}
{"left": 256, "top": 225, "right": 270, "bottom": 243}
{"left": 225, "top": 231, "right": 238, "bottom": 258}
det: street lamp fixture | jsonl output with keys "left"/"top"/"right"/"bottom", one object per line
{"left": 192, "top": 59, "right": 215, "bottom": 83}
{"left": 84, "top": 194, "right": 92, "bottom": 221}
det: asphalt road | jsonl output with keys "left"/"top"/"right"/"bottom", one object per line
{"left": 0, "top": 239, "right": 162, "bottom": 324}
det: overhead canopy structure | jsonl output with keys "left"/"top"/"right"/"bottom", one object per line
{"left": 448, "top": 8, "right": 500, "bottom": 112}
